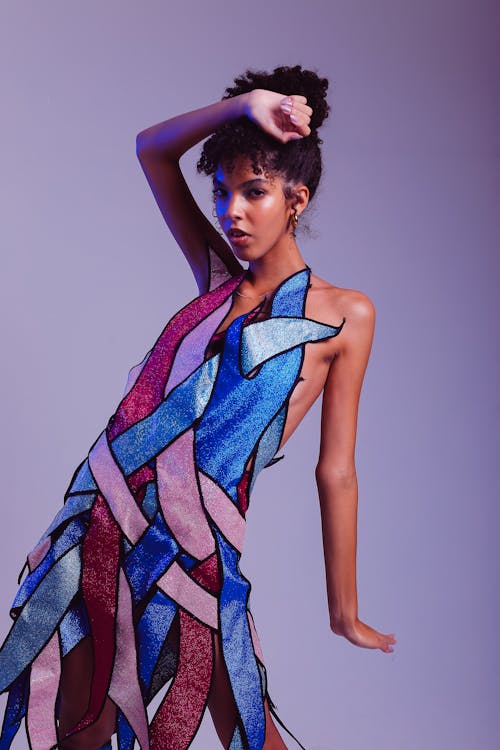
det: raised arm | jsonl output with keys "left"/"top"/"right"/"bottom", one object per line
{"left": 135, "top": 90, "right": 312, "bottom": 294}
{"left": 316, "top": 291, "right": 396, "bottom": 653}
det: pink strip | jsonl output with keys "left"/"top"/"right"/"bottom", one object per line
{"left": 109, "top": 569, "right": 149, "bottom": 749}
{"left": 156, "top": 429, "right": 215, "bottom": 560}
{"left": 163, "top": 297, "right": 231, "bottom": 395}
{"left": 247, "top": 608, "right": 265, "bottom": 664}
{"left": 198, "top": 471, "right": 246, "bottom": 554}
{"left": 27, "top": 536, "right": 51, "bottom": 572}
{"left": 27, "top": 630, "right": 61, "bottom": 750}
{"left": 157, "top": 561, "right": 218, "bottom": 630}
{"left": 88, "top": 431, "right": 148, "bottom": 545}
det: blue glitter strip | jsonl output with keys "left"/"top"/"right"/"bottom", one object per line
{"left": 11, "top": 517, "right": 86, "bottom": 611}
{"left": 0, "top": 672, "right": 28, "bottom": 750}
{"left": 250, "top": 403, "right": 288, "bottom": 493}
{"left": 0, "top": 545, "right": 81, "bottom": 691}
{"left": 59, "top": 598, "right": 90, "bottom": 657}
{"left": 137, "top": 590, "right": 178, "bottom": 693}
{"left": 215, "top": 527, "right": 265, "bottom": 750}
{"left": 117, "top": 710, "right": 135, "bottom": 750}
{"left": 110, "top": 354, "right": 220, "bottom": 477}
{"left": 124, "top": 512, "right": 178, "bottom": 604}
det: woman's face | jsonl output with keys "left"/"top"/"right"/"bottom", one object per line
{"left": 212, "top": 156, "right": 294, "bottom": 263}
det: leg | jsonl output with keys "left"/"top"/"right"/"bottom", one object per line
{"left": 57, "top": 636, "right": 116, "bottom": 750}
{"left": 207, "top": 631, "right": 288, "bottom": 749}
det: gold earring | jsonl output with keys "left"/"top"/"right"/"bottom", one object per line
{"left": 292, "top": 209, "right": 299, "bottom": 228}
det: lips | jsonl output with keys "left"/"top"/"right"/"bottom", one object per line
{"left": 228, "top": 227, "right": 249, "bottom": 237}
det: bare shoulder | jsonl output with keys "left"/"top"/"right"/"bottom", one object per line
{"left": 308, "top": 271, "right": 376, "bottom": 340}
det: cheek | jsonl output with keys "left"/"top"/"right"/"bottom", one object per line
{"left": 253, "top": 197, "right": 286, "bottom": 226}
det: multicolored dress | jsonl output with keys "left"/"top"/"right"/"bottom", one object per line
{"left": 0, "top": 247, "right": 345, "bottom": 750}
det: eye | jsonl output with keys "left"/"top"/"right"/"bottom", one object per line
{"left": 212, "top": 187, "right": 226, "bottom": 198}
{"left": 248, "top": 188, "right": 265, "bottom": 198}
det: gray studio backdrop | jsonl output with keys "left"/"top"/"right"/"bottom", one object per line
{"left": 0, "top": 1, "right": 498, "bottom": 748}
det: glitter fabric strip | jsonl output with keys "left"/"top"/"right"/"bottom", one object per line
{"left": 163, "top": 296, "right": 232, "bottom": 395}
{"left": 157, "top": 561, "right": 218, "bottom": 630}
{"left": 137, "top": 591, "right": 177, "bottom": 695}
{"left": 0, "top": 673, "right": 29, "bottom": 749}
{"left": 198, "top": 470, "right": 245, "bottom": 553}
{"left": 149, "top": 610, "right": 213, "bottom": 750}
{"left": 108, "top": 570, "right": 149, "bottom": 749}
{"left": 59, "top": 599, "right": 90, "bottom": 657}
{"left": 229, "top": 724, "right": 245, "bottom": 750}
{"left": 157, "top": 429, "right": 215, "bottom": 560}
{"left": 240, "top": 316, "right": 345, "bottom": 376}
{"left": 27, "top": 537, "right": 51, "bottom": 573}
{"left": 215, "top": 527, "right": 265, "bottom": 750}
{"left": 26, "top": 629, "right": 60, "bottom": 750}
{"left": 108, "top": 272, "right": 244, "bottom": 441}
{"left": 65, "top": 495, "right": 121, "bottom": 739}
{"left": 0, "top": 258, "right": 346, "bottom": 750}
{"left": 0, "top": 544, "right": 81, "bottom": 691}
{"left": 89, "top": 431, "right": 149, "bottom": 545}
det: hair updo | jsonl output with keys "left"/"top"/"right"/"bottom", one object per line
{"left": 196, "top": 65, "right": 330, "bottom": 212}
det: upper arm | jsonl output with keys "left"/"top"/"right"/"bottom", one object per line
{"left": 317, "top": 292, "right": 376, "bottom": 479}
{"left": 136, "top": 140, "right": 243, "bottom": 294}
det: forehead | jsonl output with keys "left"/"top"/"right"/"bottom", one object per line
{"left": 213, "top": 156, "right": 280, "bottom": 187}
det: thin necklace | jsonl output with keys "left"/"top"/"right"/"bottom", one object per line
{"left": 234, "top": 287, "right": 271, "bottom": 299}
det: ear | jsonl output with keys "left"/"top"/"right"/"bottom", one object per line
{"left": 291, "top": 183, "right": 310, "bottom": 216}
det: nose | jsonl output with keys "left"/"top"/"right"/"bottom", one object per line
{"left": 222, "top": 191, "right": 243, "bottom": 222}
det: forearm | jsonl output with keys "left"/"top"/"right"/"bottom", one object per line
{"left": 315, "top": 468, "right": 359, "bottom": 629}
{"left": 136, "top": 93, "right": 249, "bottom": 161}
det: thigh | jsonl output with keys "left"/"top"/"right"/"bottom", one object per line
{"left": 58, "top": 636, "right": 116, "bottom": 750}
{"left": 207, "top": 630, "right": 239, "bottom": 748}
{"left": 207, "top": 631, "right": 287, "bottom": 750}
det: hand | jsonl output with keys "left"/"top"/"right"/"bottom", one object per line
{"left": 331, "top": 617, "right": 397, "bottom": 653}
{"left": 244, "top": 89, "right": 313, "bottom": 144}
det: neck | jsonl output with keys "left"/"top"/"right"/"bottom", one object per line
{"left": 244, "top": 240, "right": 307, "bottom": 293}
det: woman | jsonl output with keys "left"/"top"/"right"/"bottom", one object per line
{"left": 0, "top": 65, "right": 396, "bottom": 750}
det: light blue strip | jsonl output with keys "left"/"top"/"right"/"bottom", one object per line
{"left": 111, "top": 354, "right": 220, "bottom": 476}
{"left": 68, "top": 458, "right": 97, "bottom": 494}
{"left": 229, "top": 724, "right": 245, "bottom": 750}
{"left": 0, "top": 546, "right": 81, "bottom": 691}
{"left": 241, "top": 316, "right": 345, "bottom": 376}
{"left": 250, "top": 404, "right": 287, "bottom": 493}
{"left": 12, "top": 518, "right": 86, "bottom": 611}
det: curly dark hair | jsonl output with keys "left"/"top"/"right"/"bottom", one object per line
{"left": 196, "top": 65, "right": 330, "bottom": 209}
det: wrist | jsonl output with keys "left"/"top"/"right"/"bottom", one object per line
{"left": 235, "top": 91, "right": 251, "bottom": 120}
{"left": 330, "top": 610, "right": 358, "bottom": 633}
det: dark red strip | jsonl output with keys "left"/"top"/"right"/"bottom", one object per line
{"left": 150, "top": 610, "right": 213, "bottom": 750}
{"left": 63, "top": 494, "right": 120, "bottom": 738}
{"left": 108, "top": 274, "right": 243, "bottom": 441}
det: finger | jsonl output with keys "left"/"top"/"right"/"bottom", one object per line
{"left": 293, "top": 103, "right": 313, "bottom": 117}
{"left": 289, "top": 114, "right": 311, "bottom": 137}
{"left": 291, "top": 95, "right": 308, "bottom": 104}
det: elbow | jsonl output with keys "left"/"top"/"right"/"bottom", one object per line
{"left": 136, "top": 132, "right": 147, "bottom": 160}
{"left": 315, "top": 462, "right": 357, "bottom": 489}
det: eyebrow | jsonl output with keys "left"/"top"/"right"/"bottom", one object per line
{"left": 212, "top": 177, "right": 269, "bottom": 189}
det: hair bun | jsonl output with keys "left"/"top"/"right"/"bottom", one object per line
{"left": 223, "top": 64, "right": 330, "bottom": 132}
